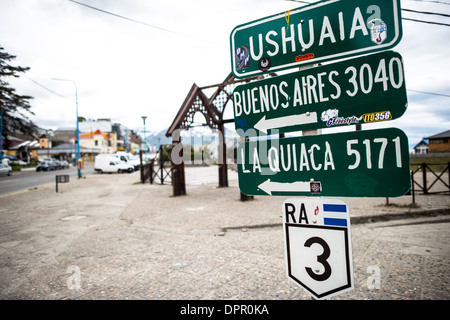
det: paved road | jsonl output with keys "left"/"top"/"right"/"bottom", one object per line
{"left": 0, "top": 165, "right": 97, "bottom": 196}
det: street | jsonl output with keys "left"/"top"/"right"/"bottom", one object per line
{"left": 0, "top": 165, "right": 95, "bottom": 196}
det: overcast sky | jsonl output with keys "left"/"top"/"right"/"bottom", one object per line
{"left": 1, "top": 0, "right": 449, "bottom": 148}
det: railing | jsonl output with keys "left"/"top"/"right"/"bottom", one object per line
{"left": 410, "top": 162, "right": 450, "bottom": 195}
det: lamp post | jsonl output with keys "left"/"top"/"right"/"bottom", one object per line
{"left": 52, "top": 78, "right": 81, "bottom": 179}
{"left": 141, "top": 116, "right": 147, "bottom": 158}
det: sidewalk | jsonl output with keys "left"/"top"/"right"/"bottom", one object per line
{"left": 0, "top": 167, "right": 448, "bottom": 300}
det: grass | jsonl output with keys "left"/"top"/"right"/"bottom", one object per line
{"left": 410, "top": 157, "right": 450, "bottom": 173}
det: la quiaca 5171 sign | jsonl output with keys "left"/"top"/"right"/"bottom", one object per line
{"left": 236, "top": 127, "right": 410, "bottom": 197}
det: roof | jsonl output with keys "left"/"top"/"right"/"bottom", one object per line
{"left": 79, "top": 120, "right": 112, "bottom": 133}
{"left": 9, "top": 140, "right": 40, "bottom": 150}
{"left": 79, "top": 131, "right": 115, "bottom": 139}
{"left": 414, "top": 140, "right": 428, "bottom": 148}
{"left": 426, "top": 130, "right": 450, "bottom": 139}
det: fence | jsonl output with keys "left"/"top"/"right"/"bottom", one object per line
{"left": 410, "top": 162, "right": 450, "bottom": 196}
{"left": 140, "top": 146, "right": 173, "bottom": 185}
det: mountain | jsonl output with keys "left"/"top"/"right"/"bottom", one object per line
{"left": 139, "top": 126, "right": 240, "bottom": 150}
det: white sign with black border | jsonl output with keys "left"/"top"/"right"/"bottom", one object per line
{"left": 283, "top": 198, "right": 354, "bottom": 300}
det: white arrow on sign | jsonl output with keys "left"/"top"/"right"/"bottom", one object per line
{"left": 253, "top": 112, "right": 318, "bottom": 134}
{"left": 258, "top": 179, "right": 310, "bottom": 195}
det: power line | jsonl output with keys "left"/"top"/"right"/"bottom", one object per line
{"left": 24, "top": 75, "right": 68, "bottom": 99}
{"left": 67, "top": 0, "right": 224, "bottom": 47}
{"left": 402, "top": 17, "right": 450, "bottom": 26}
{"left": 408, "top": 89, "right": 450, "bottom": 98}
{"left": 284, "top": 0, "right": 450, "bottom": 27}
{"left": 68, "top": 0, "right": 180, "bottom": 36}
{"left": 402, "top": 8, "right": 450, "bottom": 18}
{"left": 406, "top": 0, "right": 450, "bottom": 6}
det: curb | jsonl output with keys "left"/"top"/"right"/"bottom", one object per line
{"left": 349, "top": 208, "right": 450, "bottom": 224}
{"left": 222, "top": 208, "right": 450, "bottom": 231}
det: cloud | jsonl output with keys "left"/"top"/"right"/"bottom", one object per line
{"left": 1, "top": 0, "right": 449, "bottom": 143}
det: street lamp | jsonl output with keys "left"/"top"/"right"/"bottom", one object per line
{"left": 141, "top": 116, "right": 147, "bottom": 157}
{"left": 52, "top": 78, "right": 82, "bottom": 179}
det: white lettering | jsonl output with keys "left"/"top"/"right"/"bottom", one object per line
{"left": 350, "top": 7, "right": 368, "bottom": 39}
{"left": 282, "top": 24, "right": 296, "bottom": 53}
{"left": 249, "top": 34, "right": 263, "bottom": 60}
{"left": 324, "top": 141, "right": 335, "bottom": 170}
{"left": 293, "top": 78, "right": 303, "bottom": 107}
{"left": 280, "top": 81, "right": 289, "bottom": 108}
{"left": 319, "top": 16, "right": 336, "bottom": 46}
{"left": 233, "top": 92, "right": 242, "bottom": 117}
{"left": 266, "top": 30, "right": 279, "bottom": 56}
{"left": 268, "top": 146, "right": 280, "bottom": 172}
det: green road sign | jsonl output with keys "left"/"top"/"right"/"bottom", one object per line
{"left": 233, "top": 51, "right": 407, "bottom": 136}
{"left": 230, "top": 0, "right": 402, "bottom": 78}
{"left": 237, "top": 127, "right": 410, "bottom": 197}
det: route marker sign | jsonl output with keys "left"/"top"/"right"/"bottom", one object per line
{"left": 230, "top": 0, "right": 403, "bottom": 78}
{"left": 233, "top": 51, "right": 407, "bottom": 136}
{"left": 236, "top": 127, "right": 410, "bottom": 197}
{"left": 283, "top": 198, "right": 353, "bottom": 300}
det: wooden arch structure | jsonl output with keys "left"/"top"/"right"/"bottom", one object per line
{"left": 166, "top": 73, "right": 262, "bottom": 196}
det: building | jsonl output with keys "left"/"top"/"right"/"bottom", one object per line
{"left": 79, "top": 130, "right": 117, "bottom": 154}
{"left": 413, "top": 140, "right": 428, "bottom": 154}
{"left": 426, "top": 130, "right": 450, "bottom": 153}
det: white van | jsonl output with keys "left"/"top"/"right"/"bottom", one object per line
{"left": 115, "top": 152, "right": 141, "bottom": 170}
{"left": 94, "top": 154, "right": 134, "bottom": 173}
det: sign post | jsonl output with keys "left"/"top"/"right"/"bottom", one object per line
{"left": 283, "top": 198, "right": 353, "bottom": 300}
{"left": 230, "top": 0, "right": 407, "bottom": 300}
{"left": 230, "top": 0, "right": 402, "bottom": 78}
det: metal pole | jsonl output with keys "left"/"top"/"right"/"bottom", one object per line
{"left": 411, "top": 170, "right": 415, "bottom": 204}
{"left": 141, "top": 116, "right": 147, "bottom": 162}
{"left": 52, "top": 78, "right": 81, "bottom": 178}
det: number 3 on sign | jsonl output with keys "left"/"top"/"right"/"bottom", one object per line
{"left": 283, "top": 198, "right": 354, "bottom": 300}
{"left": 304, "top": 236, "right": 332, "bottom": 282}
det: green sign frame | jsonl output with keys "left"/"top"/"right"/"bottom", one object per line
{"left": 233, "top": 51, "right": 407, "bottom": 136}
{"left": 230, "top": 0, "right": 402, "bottom": 78}
{"left": 237, "top": 127, "right": 410, "bottom": 197}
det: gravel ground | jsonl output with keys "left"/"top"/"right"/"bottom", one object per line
{"left": 0, "top": 167, "right": 448, "bottom": 301}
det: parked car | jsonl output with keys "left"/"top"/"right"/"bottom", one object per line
{"left": 115, "top": 152, "right": 140, "bottom": 170}
{"left": 59, "top": 160, "right": 70, "bottom": 169}
{"left": 94, "top": 154, "right": 134, "bottom": 173}
{"left": 0, "top": 163, "right": 12, "bottom": 176}
{"left": 36, "top": 158, "right": 57, "bottom": 171}
{"left": 36, "top": 161, "right": 54, "bottom": 171}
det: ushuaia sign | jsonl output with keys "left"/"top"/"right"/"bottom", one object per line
{"left": 230, "top": 0, "right": 402, "bottom": 78}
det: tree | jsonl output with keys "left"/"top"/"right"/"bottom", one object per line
{"left": 0, "top": 46, "right": 37, "bottom": 149}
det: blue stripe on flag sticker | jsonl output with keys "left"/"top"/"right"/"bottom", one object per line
{"left": 323, "top": 204, "right": 347, "bottom": 212}
{"left": 324, "top": 217, "right": 348, "bottom": 227}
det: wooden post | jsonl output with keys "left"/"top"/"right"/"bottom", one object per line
{"left": 139, "top": 150, "right": 144, "bottom": 183}
{"left": 149, "top": 159, "right": 154, "bottom": 184}
{"left": 218, "top": 122, "right": 228, "bottom": 187}
{"left": 171, "top": 137, "right": 186, "bottom": 196}
{"left": 422, "top": 163, "right": 428, "bottom": 194}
